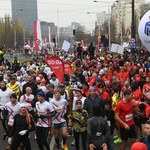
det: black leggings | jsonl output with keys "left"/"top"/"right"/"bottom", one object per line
{"left": 73, "top": 130, "right": 87, "bottom": 150}
{"left": 36, "top": 126, "right": 50, "bottom": 150}
{"left": 11, "top": 134, "right": 31, "bottom": 150}
{"left": 1, "top": 118, "right": 8, "bottom": 135}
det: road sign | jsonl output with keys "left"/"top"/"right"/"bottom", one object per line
{"left": 36, "top": 39, "right": 41, "bottom": 45}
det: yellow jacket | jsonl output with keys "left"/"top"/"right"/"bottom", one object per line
{"left": 7, "top": 82, "right": 21, "bottom": 99}
{"left": 112, "top": 93, "right": 120, "bottom": 111}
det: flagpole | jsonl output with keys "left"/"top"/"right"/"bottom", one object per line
{"left": 57, "top": 10, "right": 59, "bottom": 48}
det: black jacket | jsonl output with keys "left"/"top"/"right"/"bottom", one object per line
{"left": 83, "top": 95, "right": 103, "bottom": 118}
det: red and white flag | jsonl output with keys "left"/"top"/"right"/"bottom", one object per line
{"left": 34, "top": 20, "right": 42, "bottom": 51}
{"left": 48, "top": 26, "right": 51, "bottom": 44}
{"left": 64, "top": 62, "right": 73, "bottom": 76}
{"left": 45, "top": 56, "right": 64, "bottom": 83}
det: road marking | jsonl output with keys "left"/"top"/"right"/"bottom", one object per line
{"left": 49, "top": 135, "right": 55, "bottom": 150}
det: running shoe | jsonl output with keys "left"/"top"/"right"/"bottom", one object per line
{"left": 113, "top": 135, "right": 119, "bottom": 140}
{"left": 114, "top": 138, "right": 122, "bottom": 144}
{"left": 62, "top": 144, "right": 68, "bottom": 150}
{"left": 71, "top": 140, "right": 75, "bottom": 146}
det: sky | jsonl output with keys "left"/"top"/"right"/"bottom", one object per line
{"left": 0, "top": 0, "right": 149, "bottom": 31}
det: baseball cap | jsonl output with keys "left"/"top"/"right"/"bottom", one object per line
{"left": 95, "top": 77, "right": 101, "bottom": 82}
{"left": 131, "top": 142, "right": 147, "bottom": 150}
{"left": 76, "top": 100, "right": 82, "bottom": 105}
{"left": 37, "top": 91, "right": 45, "bottom": 97}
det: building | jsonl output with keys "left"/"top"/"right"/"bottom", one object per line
{"left": 11, "top": 0, "right": 38, "bottom": 35}
{"left": 111, "top": 0, "right": 144, "bottom": 43}
{"left": 96, "top": 11, "right": 110, "bottom": 26}
{"left": 40, "top": 21, "right": 57, "bottom": 43}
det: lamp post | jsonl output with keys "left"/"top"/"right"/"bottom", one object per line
{"left": 131, "top": 0, "right": 135, "bottom": 39}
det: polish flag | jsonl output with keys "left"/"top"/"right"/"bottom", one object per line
{"left": 27, "top": 39, "right": 31, "bottom": 46}
{"left": 48, "top": 26, "right": 51, "bottom": 44}
{"left": 34, "top": 20, "right": 42, "bottom": 51}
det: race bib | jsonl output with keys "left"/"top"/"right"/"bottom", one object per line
{"left": 125, "top": 114, "right": 133, "bottom": 122}
{"left": 28, "top": 106, "right": 33, "bottom": 112}
{"left": 96, "top": 132, "right": 102, "bottom": 137}
{"left": 107, "top": 121, "right": 111, "bottom": 127}
{"left": 8, "top": 118, "right": 14, "bottom": 126}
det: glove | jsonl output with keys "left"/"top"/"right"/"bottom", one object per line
{"left": 19, "top": 130, "right": 28, "bottom": 136}
{"left": 8, "top": 137, "right": 12, "bottom": 144}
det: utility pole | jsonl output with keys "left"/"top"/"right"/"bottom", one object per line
{"left": 131, "top": 0, "right": 135, "bottom": 38}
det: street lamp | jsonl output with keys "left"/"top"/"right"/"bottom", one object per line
{"left": 86, "top": 12, "right": 101, "bottom": 45}
{"left": 131, "top": 0, "right": 135, "bottom": 39}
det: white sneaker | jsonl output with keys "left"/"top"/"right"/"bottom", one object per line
{"left": 71, "top": 140, "right": 75, "bottom": 146}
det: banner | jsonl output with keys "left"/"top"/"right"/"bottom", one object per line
{"left": 45, "top": 56, "right": 64, "bottom": 83}
{"left": 64, "top": 62, "right": 73, "bottom": 76}
{"left": 34, "top": 20, "right": 43, "bottom": 51}
{"left": 138, "top": 10, "right": 150, "bottom": 52}
{"left": 62, "top": 40, "right": 71, "bottom": 52}
{"left": 110, "top": 43, "right": 124, "bottom": 54}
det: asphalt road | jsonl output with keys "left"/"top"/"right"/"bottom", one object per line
{"left": 0, "top": 123, "right": 132, "bottom": 150}
{"left": 2, "top": 53, "right": 131, "bottom": 150}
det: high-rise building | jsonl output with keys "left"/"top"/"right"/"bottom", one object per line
{"left": 111, "top": 0, "right": 144, "bottom": 43}
{"left": 96, "top": 11, "right": 110, "bottom": 26}
{"left": 11, "top": 0, "right": 38, "bottom": 35}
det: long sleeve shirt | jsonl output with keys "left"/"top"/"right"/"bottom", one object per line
{"left": 12, "top": 114, "right": 35, "bottom": 136}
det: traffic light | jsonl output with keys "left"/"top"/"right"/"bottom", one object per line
{"left": 101, "top": 35, "right": 105, "bottom": 43}
{"left": 53, "top": 38, "right": 56, "bottom": 43}
{"left": 73, "top": 29, "right": 76, "bottom": 35}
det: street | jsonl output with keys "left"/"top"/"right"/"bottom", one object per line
{"left": 0, "top": 123, "right": 132, "bottom": 150}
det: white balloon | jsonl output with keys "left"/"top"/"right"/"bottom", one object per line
{"left": 138, "top": 10, "right": 150, "bottom": 52}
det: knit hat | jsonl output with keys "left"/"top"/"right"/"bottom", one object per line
{"left": 131, "top": 142, "right": 147, "bottom": 150}
{"left": 19, "top": 103, "right": 27, "bottom": 109}
{"left": 37, "top": 91, "right": 45, "bottom": 97}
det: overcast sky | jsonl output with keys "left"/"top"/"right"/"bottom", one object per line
{"left": 0, "top": 0, "right": 149, "bottom": 31}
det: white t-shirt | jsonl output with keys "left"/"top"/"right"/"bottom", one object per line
{"left": 5, "top": 102, "right": 20, "bottom": 126}
{"left": 36, "top": 101, "right": 55, "bottom": 127}
{"left": 20, "top": 94, "right": 34, "bottom": 111}
{"left": 50, "top": 79, "right": 59, "bottom": 88}
{"left": 50, "top": 98, "right": 68, "bottom": 124}
{"left": 0, "top": 88, "right": 13, "bottom": 106}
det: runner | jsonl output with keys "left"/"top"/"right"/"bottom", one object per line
{"left": 3, "top": 93, "right": 20, "bottom": 150}
{"left": 50, "top": 89, "right": 68, "bottom": 150}
{"left": 87, "top": 105, "right": 109, "bottom": 150}
{"left": 0, "top": 81, "right": 13, "bottom": 139}
{"left": 115, "top": 89, "right": 136, "bottom": 150}
{"left": 35, "top": 90, "right": 56, "bottom": 150}
{"left": 11, "top": 103, "right": 35, "bottom": 150}
{"left": 68, "top": 100, "right": 88, "bottom": 150}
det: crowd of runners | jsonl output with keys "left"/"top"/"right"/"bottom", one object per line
{"left": 0, "top": 44, "right": 149, "bottom": 150}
